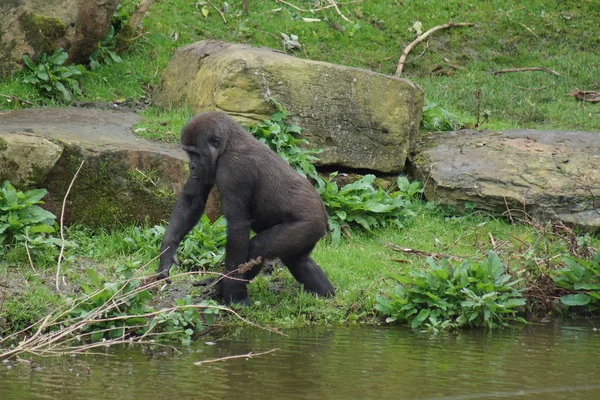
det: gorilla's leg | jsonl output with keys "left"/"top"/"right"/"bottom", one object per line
{"left": 281, "top": 255, "right": 335, "bottom": 296}
{"left": 243, "top": 221, "right": 334, "bottom": 296}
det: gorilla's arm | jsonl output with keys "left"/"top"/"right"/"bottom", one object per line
{"left": 157, "top": 178, "right": 213, "bottom": 278}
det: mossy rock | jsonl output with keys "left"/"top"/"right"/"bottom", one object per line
{"left": 0, "top": 108, "right": 192, "bottom": 227}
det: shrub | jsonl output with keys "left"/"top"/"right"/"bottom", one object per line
{"left": 248, "top": 101, "right": 321, "bottom": 180}
{"left": 420, "top": 102, "right": 464, "bottom": 132}
{"left": 316, "top": 174, "right": 421, "bottom": 243}
{"left": 376, "top": 251, "right": 526, "bottom": 331}
{"left": 552, "top": 250, "right": 600, "bottom": 311}
{"left": 22, "top": 48, "right": 87, "bottom": 103}
{"left": 0, "top": 181, "right": 57, "bottom": 255}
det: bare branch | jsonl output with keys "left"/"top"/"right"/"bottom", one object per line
{"left": 128, "top": 0, "right": 155, "bottom": 30}
{"left": 56, "top": 160, "right": 85, "bottom": 293}
{"left": 194, "top": 349, "right": 279, "bottom": 365}
{"left": 395, "top": 21, "right": 475, "bottom": 77}
{"left": 492, "top": 67, "right": 560, "bottom": 76}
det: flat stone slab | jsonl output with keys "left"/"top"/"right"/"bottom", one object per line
{"left": 0, "top": 108, "right": 198, "bottom": 226}
{"left": 410, "top": 129, "right": 600, "bottom": 231}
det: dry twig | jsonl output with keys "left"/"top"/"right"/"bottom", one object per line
{"left": 208, "top": 0, "right": 227, "bottom": 24}
{"left": 492, "top": 67, "right": 560, "bottom": 76}
{"left": 194, "top": 348, "right": 279, "bottom": 365}
{"left": 327, "top": 0, "right": 351, "bottom": 22}
{"left": 567, "top": 89, "right": 600, "bottom": 103}
{"left": 386, "top": 243, "right": 460, "bottom": 260}
{"left": 56, "top": 160, "right": 85, "bottom": 293}
{"left": 395, "top": 21, "right": 475, "bottom": 76}
{"left": 1, "top": 267, "right": 283, "bottom": 360}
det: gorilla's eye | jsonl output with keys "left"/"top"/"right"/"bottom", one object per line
{"left": 209, "top": 137, "right": 220, "bottom": 148}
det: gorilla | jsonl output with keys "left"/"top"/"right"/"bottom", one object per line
{"left": 157, "top": 111, "right": 335, "bottom": 305}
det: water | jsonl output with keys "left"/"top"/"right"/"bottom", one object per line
{"left": 1, "top": 323, "right": 600, "bottom": 400}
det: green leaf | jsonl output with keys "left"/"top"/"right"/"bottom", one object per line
{"left": 561, "top": 294, "right": 591, "bottom": 306}
{"left": 49, "top": 49, "right": 68, "bottom": 65}
{"left": 23, "top": 54, "right": 36, "bottom": 70}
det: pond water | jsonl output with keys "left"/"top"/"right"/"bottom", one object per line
{"left": 1, "top": 322, "right": 600, "bottom": 400}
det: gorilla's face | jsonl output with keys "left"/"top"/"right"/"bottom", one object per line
{"left": 180, "top": 114, "right": 227, "bottom": 184}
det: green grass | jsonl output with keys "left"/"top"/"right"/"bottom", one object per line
{"left": 1, "top": 1, "right": 600, "bottom": 334}
{"left": 1, "top": 0, "right": 598, "bottom": 133}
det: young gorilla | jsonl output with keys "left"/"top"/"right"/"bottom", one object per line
{"left": 157, "top": 111, "right": 335, "bottom": 304}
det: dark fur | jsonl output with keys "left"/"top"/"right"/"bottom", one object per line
{"left": 157, "top": 111, "right": 335, "bottom": 304}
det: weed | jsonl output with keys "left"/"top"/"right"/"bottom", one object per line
{"left": 0, "top": 181, "right": 58, "bottom": 260}
{"left": 89, "top": 25, "right": 123, "bottom": 71}
{"left": 376, "top": 251, "right": 527, "bottom": 331}
{"left": 316, "top": 174, "right": 422, "bottom": 243}
{"left": 22, "top": 48, "right": 87, "bottom": 103}
{"left": 248, "top": 100, "right": 321, "bottom": 180}
{"left": 551, "top": 250, "right": 600, "bottom": 311}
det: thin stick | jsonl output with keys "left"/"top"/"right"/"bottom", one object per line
{"left": 275, "top": 0, "right": 309, "bottom": 12}
{"left": 488, "top": 232, "right": 497, "bottom": 252}
{"left": 24, "top": 233, "right": 37, "bottom": 273}
{"left": 395, "top": 21, "right": 475, "bottom": 76}
{"left": 492, "top": 67, "right": 560, "bottom": 76}
{"left": 386, "top": 243, "right": 460, "bottom": 260}
{"left": 518, "top": 22, "right": 540, "bottom": 39}
{"left": 207, "top": 0, "right": 227, "bottom": 24}
{"left": 194, "top": 349, "right": 279, "bottom": 365}
{"left": 328, "top": 0, "right": 350, "bottom": 22}
{"left": 56, "top": 160, "right": 85, "bottom": 293}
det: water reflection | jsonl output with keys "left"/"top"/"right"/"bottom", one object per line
{"left": 1, "top": 323, "right": 599, "bottom": 400}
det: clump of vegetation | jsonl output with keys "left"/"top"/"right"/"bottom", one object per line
{"left": 376, "top": 251, "right": 527, "bottom": 331}
{"left": 0, "top": 181, "right": 58, "bottom": 257}
{"left": 551, "top": 250, "right": 600, "bottom": 311}
{"left": 22, "top": 48, "right": 87, "bottom": 103}
{"left": 89, "top": 25, "right": 123, "bottom": 71}
{"left": 420, "top": 102, "right": 464, "bottom": 132}
{"left": 179, "top": 215, "right": 227, "bottom": 270}
{"left": 70, "top": 262, "right": 220, "bottom": 345}
{"left": 248, "top": 101, "right": 321, "bottom": 180}
{"left": 316, "top": 174, "right": 422, "bottom": 243}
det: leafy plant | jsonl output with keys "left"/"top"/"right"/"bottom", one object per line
{"left": 551, "top": 250, "right": 600, "bottom": 310}
{"left": 149, "top": 295, "right": 220, "bottom": 345}
{"left": 180, "top": 215, "right": 227, "bottom": 270}
{"left": 22, "top": 48, "right": 87, "bottom": 103}
{"left": 376, "top": 251, "right": 526, "bottom": 331}
{"left": 248, "top": 101, "right": 321, "bottom": 180}
{"left": 89, "top": 25, "right": 123, "bottom": 71}
{"left": 0, "top": 181, "right": 57, "bottom": 254}
{"left": 421, "top": 102, "right": 464, "bottom": 132}
{"left": 70, "top": 262, "right": 219, "bottom": 344}
{"left": 315, "top": 174, "right": 421, "bottom": 243}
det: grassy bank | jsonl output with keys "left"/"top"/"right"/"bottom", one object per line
{"left": 0, "top": 1, "right": 599, "bottom": 133}
{"left": 1, "top": 1, "right": 600, "bottom": 348}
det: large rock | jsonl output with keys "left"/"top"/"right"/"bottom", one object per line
{"left": 154, "top": 40, "right": 424, "bottom": 173}
{"left": 410, "top": 129, "right": 600, "bottom": 231}
{"left": 0, "top": 0, "right": 119, "bottom": 76}
{"left": 0, "top": 108, "right": 221, "bottom": 226}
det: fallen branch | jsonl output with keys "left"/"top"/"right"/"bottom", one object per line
{"left": 395, "top": 21, "right": 475, "bottom": 77}
{"left": 207, "top": 0, "right": 227, "bottom": 24}
{"left": 492, "top": 67, "right": 560, "bottom": 76}
{"left": 56, "top": 160, "right": 85, "bottom": 293}
{"left": 567, "top": 89, "right": 600, "bottom": 103}
{"left": 194, "top": 348, "right": 279, "bottom": 365}
{"left": 0, "top": 93, "right": 34, "bottom": 107}
{"left": 386, "top": 243, "right": 460, "bottom": 260}
{"left": 328, "top": 0, "right": 351, "bottom": 22}
{"left": 1, "top": 267, "right": 282, "bottom": 360}
{"left": 128, "top": 0, "right": 155, "bottom": 30}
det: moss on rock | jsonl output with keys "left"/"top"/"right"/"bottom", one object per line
{"left": 18, "top": 11, "right": 66, "bottom": 55}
